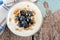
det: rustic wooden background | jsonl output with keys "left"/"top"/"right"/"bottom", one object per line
{"left": 0, "top": 1, "right": 60, "bottom": 40}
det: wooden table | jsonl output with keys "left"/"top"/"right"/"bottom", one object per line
{"left": 0, "top": 1, "right": 60, "bottom": 40}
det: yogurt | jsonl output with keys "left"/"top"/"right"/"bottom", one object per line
{"left": 7, "top": 1, "right": 43, "bottom": 37}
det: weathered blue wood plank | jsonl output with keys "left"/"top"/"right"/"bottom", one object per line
{"left": 37, "top": 0, "right": 60, "bottom": 16}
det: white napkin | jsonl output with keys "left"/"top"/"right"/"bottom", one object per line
{"left": 0, "top": 5, "right": 8, "bottom": 23}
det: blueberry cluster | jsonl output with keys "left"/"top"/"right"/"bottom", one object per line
{"left": 15, "top": 10, "right": 34, "bottom": 28}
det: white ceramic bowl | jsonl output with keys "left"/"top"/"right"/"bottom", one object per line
{"left": 7, "top": 1, "right": 43, "bottom": 37}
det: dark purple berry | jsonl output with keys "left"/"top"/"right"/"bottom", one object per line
{"left": 25, "top": 16, "right": 30, "bottom": 22}
{"left": 20, "top": 16, "right": 25, "bottom": 21}
{"left": 21, "top": 21, "right": 29, "bottom": 28}
{"left": 29, "top": 20, "right": 34, "bottom": 24}
{"left": 15, "top": 16, "right": 20, "bottom": 21}
{"left": 27, "top": 11, "right": 33, "bottom": 16}
{"left": 24, "top": 23, "right": 29, "bottom": 28}
{"left": 20, "top": 10, "right": 26, "bottom": 16}
{"left": 17, "top": 22, "right": 23, "bottom": 27}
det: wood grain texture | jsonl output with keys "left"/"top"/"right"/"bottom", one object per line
{"left": 35, "top": 1, "right": 60, "bottom": 40}
{"left": 0, "top": 27, "right": 32, "bottom": 40}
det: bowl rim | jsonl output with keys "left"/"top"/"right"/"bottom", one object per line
{"left": 7, "top": 1, "right": 43, "bottom": 37}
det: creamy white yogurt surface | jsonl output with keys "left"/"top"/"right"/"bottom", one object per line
{"left": 7, "top": 1, "right": 43, "bottom": 36}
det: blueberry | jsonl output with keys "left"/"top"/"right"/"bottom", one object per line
{"left": 25, "top": 16, "right": 31, "bottom": 22}
{"left": 17, "top": 22, "right": 23, "bottom": 27}
{"left": 29, "top": 20, "right": 34, "bottom": 24}
{"left": 15, "top": 16, "right": 20, "bottom": 21}
{"left": 21, "top": 21, "right": 26, "bottom": 25}
{"left": 23, "top": 22, "right": 29, "bottom": 28}
{"left": 21, "top": 21, "right": 29, "bottom": 28}
{"left": 24, "top": 24, "right": 29, "bottom": 28}
{"left": 20, "top": 16, "right": 25, "bottom": 21}
{"left": 21, "top": 21, "right": 26, "bottom": 24}
{"left": 27, "top": 11, "right": 33, "bottom": 16}
{"left": 20, "top": 10, "right": 26, "bottom": 16}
